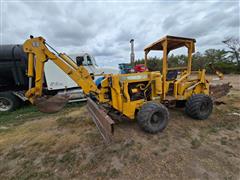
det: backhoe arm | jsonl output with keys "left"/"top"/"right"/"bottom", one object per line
{"left": 208, "top": 63, "right": 224, "bottom": 80}
{"left": 23, "top": 36, "right": 99, "bottom": 103}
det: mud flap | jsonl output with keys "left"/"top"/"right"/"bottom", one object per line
{"left": 35, "top": 94, "right": 69, "bottom": 113}
{"left": 87, "top": 97, "right": 114, "bottom": 144}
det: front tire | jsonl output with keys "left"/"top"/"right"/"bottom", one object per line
{"left": 185, "top": 94, "right": 213, "bottom": 120}
{"left": 137, "top": 102, "right": 169, "bottom": 133}
{"left": 0, "top": 92, "right": 21, "bottom": 112}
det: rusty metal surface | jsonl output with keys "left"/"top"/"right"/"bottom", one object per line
{"left": 35, "top": 94, "right": 69, "bottom": 113}
{"left": 87, "top": 97, "right": 114, "bottom": 144}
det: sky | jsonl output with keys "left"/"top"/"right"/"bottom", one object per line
{"left": 0, "top": 0, "right": 239, "bottom": 67}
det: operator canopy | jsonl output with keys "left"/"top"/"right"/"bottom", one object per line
{"left": 144, "top": 35, "right": 196, "bottom": 53}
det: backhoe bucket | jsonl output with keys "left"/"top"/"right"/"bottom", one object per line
{"left": 35, "top": 94, "right": 69, "bottom": 113}
{"left": 87, "top": 98, "right": 115, "bottom": 144}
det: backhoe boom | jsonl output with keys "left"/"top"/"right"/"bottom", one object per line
{"left": 23, "top": 36, "right": 99, "bottom": 103}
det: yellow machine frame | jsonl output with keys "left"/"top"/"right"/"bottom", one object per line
{"left": 23, "top": 36, "right": 210, "bottom": 120}
{"left": 144, "top": 35, "right": 209, "bottom": 101}
{"left": 23, "top": 35, "right": 213, "bottom": 142}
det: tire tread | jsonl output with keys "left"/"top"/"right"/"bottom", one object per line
{"left": 185, "top": 94, "right": 213, "bottom": 120}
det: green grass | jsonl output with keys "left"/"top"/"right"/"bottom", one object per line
{"left": 56, "top": 116, "right": 79, "bottom": 126}
{"left": 0, "top": 102, "right": 86, "bottom": 127}
{"left": 0, "top": 105, "right": 44, "bottom": 126}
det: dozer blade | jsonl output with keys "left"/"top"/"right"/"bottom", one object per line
{"left": 35, "top": 94, "right": 69, "bottom": 113}
{"left": 210, "top": 83, "right": 232, "bottom": 100}
{"left": 87, "top": 97, "right": 115, "bottom": 144}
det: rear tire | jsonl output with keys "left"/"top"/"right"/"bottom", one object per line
{"left": 185, "top": 94, "right": 213, "bottom": 120}
{"left": 0, "top": 92, "right": 21, "bottom": 112}
{"left": 137, "top": 102, "right": 169, "bottom": 133}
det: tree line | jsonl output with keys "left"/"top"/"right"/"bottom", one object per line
{"left": 135, "top": 37, "right": 240, "bottom": 74}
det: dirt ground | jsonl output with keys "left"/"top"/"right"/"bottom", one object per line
{"left": 0, "top": 75, "right": 239, "bottom": 180}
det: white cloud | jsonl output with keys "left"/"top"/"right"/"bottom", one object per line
{"left": 1, "top": 0, "right": 239, "bottom": 67}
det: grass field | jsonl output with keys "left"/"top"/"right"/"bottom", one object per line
{"left": 0, "top": 75, "right": 239, "bottom": 180}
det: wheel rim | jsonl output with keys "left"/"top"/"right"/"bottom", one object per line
{"left": 200, "top": 101, "right": 210, "bottom": 116}
{"left": 0, "top": 97, "right": 13, "bottom": 111}
{"left": 150, "top": 111, "right": 164, "bottom": 125}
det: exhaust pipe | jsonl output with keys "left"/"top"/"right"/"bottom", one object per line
{"left": 130, "top": 39, "right": 135, "bottom": 65}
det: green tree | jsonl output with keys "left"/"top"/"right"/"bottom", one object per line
{"left": 192, "top": 52, "right": 206, "bottom": 70}
{"left": 222, "top": 37, "right": 240, "bottom": 69}
{"left": 135, "top": 47, "right": 239, "bottom": 74}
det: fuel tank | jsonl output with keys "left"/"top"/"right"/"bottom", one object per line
{"left": 0, "top": 44, "right": 27, "bottom": 61}
{"left": 0, "top": 44, "right": 28, "bottom": 91}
